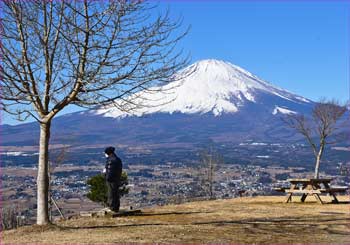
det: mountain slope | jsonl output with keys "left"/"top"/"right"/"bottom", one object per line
{"left": 94, "top": 59, "right": 311, "bottom": 118}
{"left": 0, "top": 59, "right": 319, "bottom": 148}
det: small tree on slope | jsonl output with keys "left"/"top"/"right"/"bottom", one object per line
{"left": 87, "top": 172, "right": 129, "bottom": 206}
{"left": 283, "top": 99, "right": 347, "bottom": 178}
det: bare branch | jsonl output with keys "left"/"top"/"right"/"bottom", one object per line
{"left": 282, "top": 114, "right": 318, "bottom": 157}
{"left": 283, "top": 99, "right": 347, "bottom": 178}
{"left": 1, "top": 0, "right": 190, "bottom": 225}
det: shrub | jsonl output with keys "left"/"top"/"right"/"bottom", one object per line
{"left": 86, "top": 172, "right": 129, "bottom": 205}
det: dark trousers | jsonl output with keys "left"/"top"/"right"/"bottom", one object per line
{"left": 106, "top": 181, "right": 120, "bottom": 212}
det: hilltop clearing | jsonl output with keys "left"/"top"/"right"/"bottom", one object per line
{"left": 3, "top": 196, "right": 350, "bottom": 244}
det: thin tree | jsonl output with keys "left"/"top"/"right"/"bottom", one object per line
{"left": 48, "top": 145, "right": 69, "bottom": 221}
{"left": 1, "top": 0, "right": 190, "bottom": 225}
{"left": 283, "top": 99, "right": 347, "bottom": 178}
{"left": 199, "top": 149, "right": 222, "bottom": 199}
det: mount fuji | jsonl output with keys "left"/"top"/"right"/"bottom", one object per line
{"left": 2, "top": 59, "right": 317, "bottom": 148}
{"left": 94, "top": 59, "right": 311, "bottom": 118}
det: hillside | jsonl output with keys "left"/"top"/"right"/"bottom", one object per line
{"left": 3, "top": 196, "right": 350, "bottom": 244}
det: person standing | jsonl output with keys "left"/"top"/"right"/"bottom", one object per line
{"left": 104, "top": 146, "right": 123, "bottom": 212}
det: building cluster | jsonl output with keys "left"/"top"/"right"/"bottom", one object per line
{"left": 3, "top": 159, "right": 349, "bottom": 222}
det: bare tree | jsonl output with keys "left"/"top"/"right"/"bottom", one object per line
{"left": 48, "top": 145, "right": 70, "bottom": 221}
{"left": 1, "top": 0, "right": 189, "bottom": 225}
{"left": 1, "top": 205, "right": 26, "bottom": 230}
{"left": 199, "top": 149, "right": 222, "bottom": 200}
{"left": 283, "top": 99, "right": 347, "bottom": 178}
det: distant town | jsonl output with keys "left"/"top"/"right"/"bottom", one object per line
{"left": 1, "top": 142, "right": 349, "bottom": 224}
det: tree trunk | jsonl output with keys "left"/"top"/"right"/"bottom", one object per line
{"left": 314, "top": 145, "right": 325, "bottom": 179}
{"left": 37, "top": 121, "right": 51, "bottom": 225}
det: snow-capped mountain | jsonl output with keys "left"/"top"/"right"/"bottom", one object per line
{"left": 2, "top": 59, "right": 318, "bottom": 148}
{"left": 94, "top": 59, "right": 311, "bottom": 118}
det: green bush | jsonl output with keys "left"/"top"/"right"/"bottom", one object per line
{"left": 86, "top": 171, "right": 129, "bottom": 205}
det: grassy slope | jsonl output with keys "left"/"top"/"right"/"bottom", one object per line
{"left": 2, "top": 196, "right": 350, "bottom": 244}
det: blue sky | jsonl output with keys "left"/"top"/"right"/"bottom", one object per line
{"left": 2, "top": 0, "right": 349, "bottom": 125}
{"left": 162, "top": 0, "right": 349, "bottom": 101}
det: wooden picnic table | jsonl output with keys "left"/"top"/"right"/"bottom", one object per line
{"left": 277, "top": 178, "right": 348, "bottom": 204}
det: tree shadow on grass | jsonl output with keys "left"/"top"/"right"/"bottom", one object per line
{"left": 193, "top": 216, "right": 350, "bottom": 236}
{"left": 193, "top": 216, "right": 350, "bottom": 226}
{"left": 54, "top": 215, "right": 350, "bottom": 232}
{"left": 55, "top": 222, "right": 168, "bottom": 230}
{"left": 329, "top": 201, "right": 350, "bottom": 205}
{"left": 284, "top": 200, "right": 350, "bottom": 205}
{"left": 128, "top": 211, "right": 213, "bottom": 217}
{"left": 55, "top": 210, "right": 213, "bottom": 230}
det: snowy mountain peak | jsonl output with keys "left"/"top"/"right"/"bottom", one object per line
{"left": 190, "top": 59, "right": 258, "bottom": 81}
{"left": 179, "top": 59, "right": 276, "bottom": 97}
{"left": 94, "top": 59, "right": 311, "bottom": 118}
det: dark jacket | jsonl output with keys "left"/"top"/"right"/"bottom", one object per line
{"left": 105, "top": 154, "right": 122, "bottom": 184}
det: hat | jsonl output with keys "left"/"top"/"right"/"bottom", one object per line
{"left": 104, "top": 146, "right": 115, "bottom": 155}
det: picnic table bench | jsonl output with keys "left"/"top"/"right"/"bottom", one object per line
{"left": 273, "top": 178, "right": 348, "bottom": 204}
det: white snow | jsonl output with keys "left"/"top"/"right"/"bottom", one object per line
{"left": 295, "top": 96, "right": 311, "bottom": 103}
{"left": 256, "top": 155, "right": 270, "bottom": 158}
{"left": 0, "top": 151, "right": 38, "bottom": 156}
{"left": 239, "top": 142, "right": 268, "bottom": 146}
{"left": 272, "top": 106, "right": 297, "bottom": 115}
{"left": 251, "top": 142, "right": 268, "bottom": 146}
{"left": 94, "top": 59, "right": 310, "bottom": 118}
{"left": 0, "top": 151, "right": 25, "bottom": 156}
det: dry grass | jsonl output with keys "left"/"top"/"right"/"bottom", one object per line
{"left": 2, "top": 196, "right": 350, "bottom": 244}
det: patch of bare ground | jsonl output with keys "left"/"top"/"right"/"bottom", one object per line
{"left": 2, "top": 196, "right": 350, "bottom": 244}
